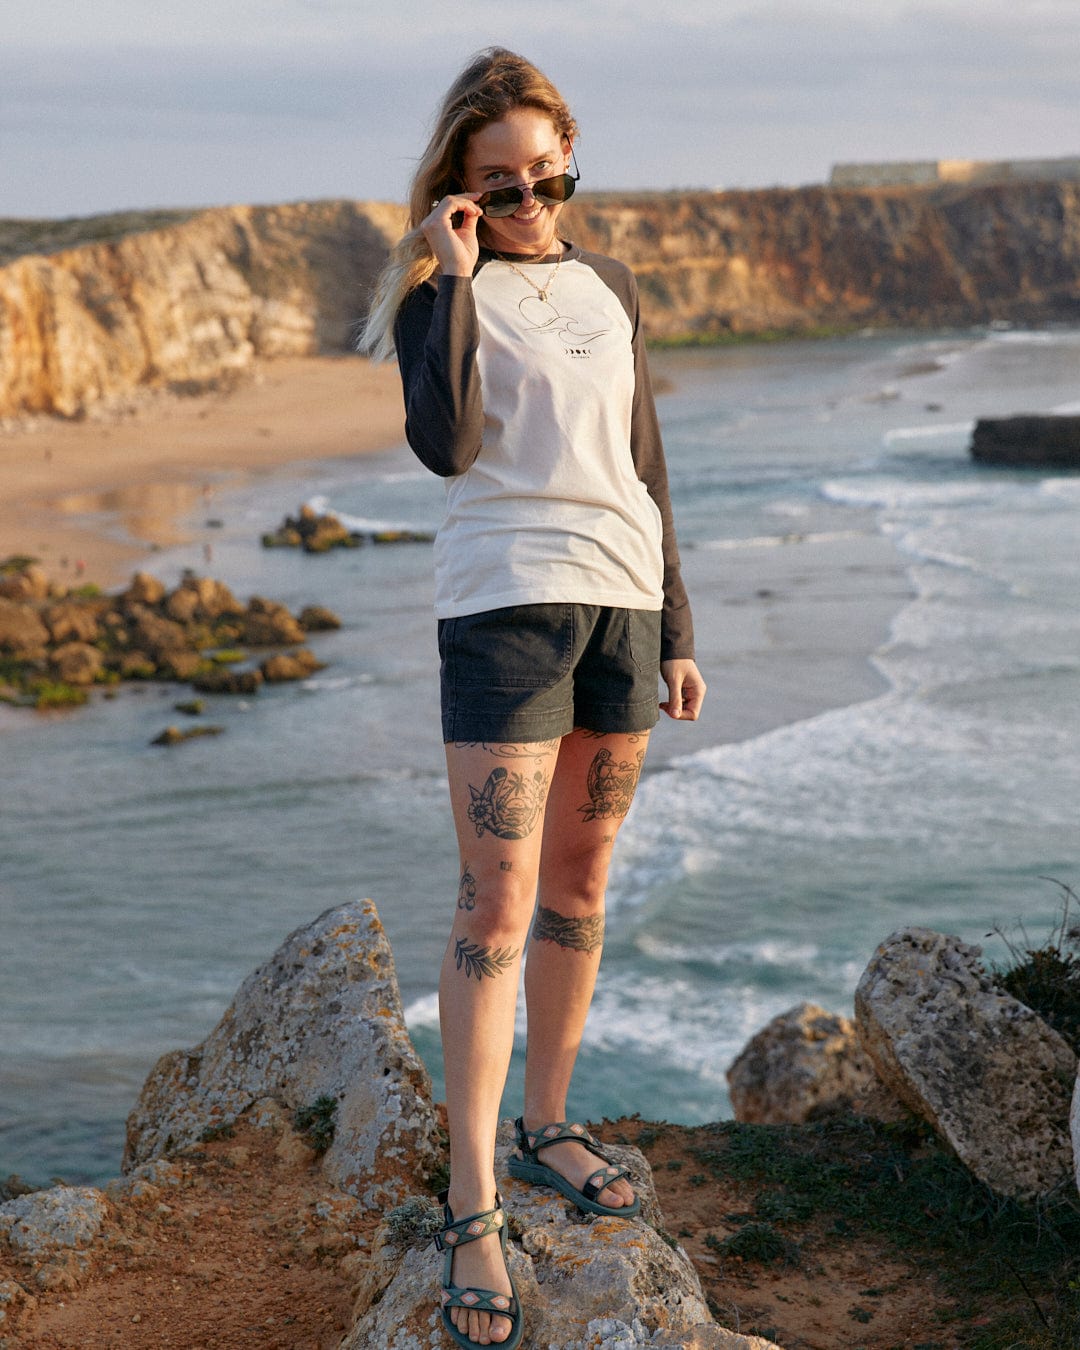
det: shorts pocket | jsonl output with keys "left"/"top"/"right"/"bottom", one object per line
{"left": 444, "top": 605, "right": 573, "bottom": 689}
{"left": 626, "top": 609, "right": 661, "bottom": 674}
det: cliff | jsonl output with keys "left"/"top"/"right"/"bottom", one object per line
{"left": 2, "top": 181, "right": 1079, "bottom": 420}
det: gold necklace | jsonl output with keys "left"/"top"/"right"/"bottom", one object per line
{"left": 493, "top": 245, "right": 563, "bottom": 303}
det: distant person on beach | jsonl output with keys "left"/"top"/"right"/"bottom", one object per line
{"left": 360, "top": 47, "right": 705, "bottom": 1349}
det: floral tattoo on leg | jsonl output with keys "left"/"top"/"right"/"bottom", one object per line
{"left": 468, "top": 766, "right": 547, "bottom": 839}
{"left": 454, "top": 937, "right": 518, "bottom": 980}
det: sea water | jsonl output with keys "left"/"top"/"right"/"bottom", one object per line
{"left": 2, "top": 327, "right": 1078, "bottom": 1186}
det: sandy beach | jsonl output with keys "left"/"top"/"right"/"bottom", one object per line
{"left": 0, "top": 356, "right": 405, "bottom": 586}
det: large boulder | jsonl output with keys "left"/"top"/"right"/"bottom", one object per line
{"left": 970, "top": 414, "right": 1080, "bottom": 467}
{"left": 123, "top": 900, "right": 443, "bottom": 1208}
{"left": 0, "top": 598, "right": 49, "bottom": 655}
{"left": 855, "top": 927, "right": 1076, "bottom": 1199}
{"left": 343, "top": 1122, "right": 782, "bottom": 1350}
{"left": 727, "top": 1002, "right": 904, "bottom": 1125}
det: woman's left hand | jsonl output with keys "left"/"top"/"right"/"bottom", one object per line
{"left": 660, "top": 659, "right": 707, "bottom": 721}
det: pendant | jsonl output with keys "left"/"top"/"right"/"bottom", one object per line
{"left": 538, "top": 290, "right": 548, "bottom": 303}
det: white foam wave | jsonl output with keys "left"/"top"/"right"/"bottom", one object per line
{"left": 698, "top": 529, "right": 868, "bottom": 551}
{"left": 881, "top": 421, "right": 974, "bottom": 445}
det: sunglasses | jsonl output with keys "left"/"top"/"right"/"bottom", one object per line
{"left": 477, "top": 167, "right": 579, "bottom": 217}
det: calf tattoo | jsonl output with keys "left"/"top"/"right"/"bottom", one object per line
{"left": 532, "top": 905, "right": 605, "bottom": 954}
{"left": 578, "top": 748, "right": 645, "bottom": 822}
{"left": 454, "top": 936, "right": 517, "bottom": 980}
{"left": 467, "top": 766, "right": 547, "bottom": 839}
{"left": 457, "top": 864, "right": 477, "bottom": 911}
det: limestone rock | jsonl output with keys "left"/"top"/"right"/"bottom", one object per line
{"left": 42, "top": 599, "right": 102, "bottom": 644}
{"left": 260, "top": 648, "right": 322, "bottom": 682}
{"left": 190, "top": 665, "right": 263, "bottom": 694}
{"left": 49, "top": 640, "right": 105, "bottom": 685}
{"left": 0, "top": 1186, "right": 109, "bottom": 1259}
{"left": 1072, "top": 1071, "right": 1080, "bottom": 1200}
{"left": 341, "top": 1123, "right": 781, "bottom": 1350}
{"left": 727, "top": 1001, "right": 902, "bottom": 1125}
{"left": 855, "top": 927, "right": 1076, "bottom": 1198}
{"left": 0, "top": 563, "right": 50, "bottom": 601}
{"left": 0, "top": 597, "right": 49, "bottom": 654}
{"left": 299, "top": 604, "right": 342, "bottom": 632}
{"left": 242, "top": 596, "right": 306, "bottom": 646}
{"left": 121, "top": 571, "right": 166, "bottom": 606}
{"left": 123, "top": 900, "right": 442, "bottom": 1208}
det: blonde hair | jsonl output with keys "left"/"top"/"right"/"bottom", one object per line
{"left": 358, "top": 47, "right": 578, "bottom": 361}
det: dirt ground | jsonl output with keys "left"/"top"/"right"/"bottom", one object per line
{"left": 1, "top": 1114, "right": 1003, "bottom": 1350}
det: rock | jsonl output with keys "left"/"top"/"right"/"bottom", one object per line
{"left": 122, "top": 572, "right": 166, "bottom": 606}
{"left": 971, "top": 414, "right": 1080, "bottom": 467}
{"left": 49, "top": 641, "right": 105, "bottom": 685}
{"left": 42, "top": 599, "right": 102, "bottom": 644}
{"left": 166, "top": 574, "right": 245, "bottom": 621}
{"left": 727, "top": 1001, "right": 904, "bottom": 1125}
{"left": 260, "top": 648, "right": 322, "bottom": 682}
{"left": 190, "top": 666, "right": 262, "bottom": 694}
{"left": 0, "top": 563, "right": 50, "bottom": 601}
{"left": 0, "top": 1187, "right": 109, "bottom": 1258}
{"left": 855, "top": 927, "right": 1077, "bottom": 1198}
{"left": 0, "top": 597, "right": 50, "bottom": 654}
{"left": 122, "top": 900, "right": 443, "bottom": 1207}
{"left": 1072, "top": 1073, "right": 1080, "bottom": 1201}
{"left": 150, "top": 724, "right": 225, "bottom": 746}
{"left": 118, "top": 650, "right": 157, "bottom": 678}
{"left": 298, "top": 604, "right": 341, "bottom": 632}
{"left": 343, "top": 1125, "right": 782, "bottom": 1349}
{"left": 242, "top": 597, "right": 306, "bottom": 646}
{"left": 126, "top": 606, "right": 191, "bottom": 659}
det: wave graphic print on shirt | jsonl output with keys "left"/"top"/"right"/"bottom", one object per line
{"left": 516, "top": 293, "right": 609, "bottom": 346}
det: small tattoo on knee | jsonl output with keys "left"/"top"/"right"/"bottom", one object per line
{"left": 457, "top": 863, "right": 477, "bottom": 910}
{"left": 532, "top": 905, "right": 605, "bottom": 954}
{"left": 500, "top": 860, "right": 513, "bottom": 871}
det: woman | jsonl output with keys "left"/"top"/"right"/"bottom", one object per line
{"left": 361, "top": 47, "right": 705, "bottom": 1350}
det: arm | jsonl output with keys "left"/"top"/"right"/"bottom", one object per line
{"left": 393, "top": 274, "right": 485, "bottom": 477}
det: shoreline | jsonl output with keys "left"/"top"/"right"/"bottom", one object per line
{"left": 0, "top": 355, "right": 405, "bottom": 588}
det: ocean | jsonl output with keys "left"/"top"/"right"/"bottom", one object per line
{"left": 2, "top": 325, "right": 1078, "bottom": 1188}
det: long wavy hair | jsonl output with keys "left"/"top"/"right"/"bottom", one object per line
{"left": 358, "top": 48, "right": 578, "bottom": 361}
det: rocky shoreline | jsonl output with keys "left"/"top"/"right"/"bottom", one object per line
{"left": 3, "top": 900, "right": 1079, "bottom": 1348}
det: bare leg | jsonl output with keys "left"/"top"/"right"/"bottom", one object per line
{"left": 521, "top": 729, "right": 648, "bottom": 1208}
{"left": 440, "top": 739, "right": 560, "bottom": 1346}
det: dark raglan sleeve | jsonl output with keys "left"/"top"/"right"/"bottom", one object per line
{"left": 392, "top": 273, "right": 485, "bottom": 477}
{"left": 580, "top": 252, "right": 695, "bottom": 660}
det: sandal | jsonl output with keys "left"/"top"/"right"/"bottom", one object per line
{"left": 507, "top": 1117, "right": 641, "bottom": 1218}
{"left": 433, "top": 1190, "right": 523, "bottom": 1350}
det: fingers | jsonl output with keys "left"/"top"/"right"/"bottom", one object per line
{"left": 424, "top": 193, "right": 482, "bottom": 232}
{"left": 659, "top": 659, "right": 707, "bottom": 721}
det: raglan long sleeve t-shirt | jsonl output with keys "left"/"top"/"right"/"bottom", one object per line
{"left": 393, "top": 243, "right": 694, "bottom": 661}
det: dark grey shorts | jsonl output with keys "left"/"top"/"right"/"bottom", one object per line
{"left": 438, "top": 604, "right": 661, "bottom": 743}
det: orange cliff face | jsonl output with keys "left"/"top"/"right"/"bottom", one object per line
{"left": 0, "top": 200, "right": 406, "bottom": 420}
{"left": 2, "top": 182, "right": 1080, "bottom": 420}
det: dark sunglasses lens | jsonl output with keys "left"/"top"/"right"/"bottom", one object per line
{"left": 480, "top": 174, "right": 578, "bottom": 217}
{"left": 480, "top": 189, "right": 522, "bottom": 218}
{"left": 533, "top": 174, "right": 577, "bottom": 206}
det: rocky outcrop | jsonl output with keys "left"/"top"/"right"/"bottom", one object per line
{"left": 345, "top": 1120, "right": 781, "bottom": 1350}
{"left": 726, "top": 1001, "right": 906, "bottom": 1125}
{"left": 262, "top": 503, "right": 435, "bottom": 551}
{"left": 3, "top": 179, "right": 1080, "bottom": 418}
{"left": 123, "top": 900, "right": 443, "bottom": 1206}
{"left": 855, "top": 927, "right": 1076, "bottom": 1199}
{"left": 0, "top": 559, "right": 340, "bottom": 709}
{"left": 971, "top": 414, "right": 1080, "bottom": 467}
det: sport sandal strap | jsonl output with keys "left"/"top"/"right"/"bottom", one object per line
{"left": 514, "top": 1118, "right": 601, "bottom": 1158}
{"left": 433, "top": 1190, "right": 506, "bottom": 1253}
{"left": 440, "top": 1284, "right": 518, "bottom": 1316}
{"left": 582, "top": 1164, "right": 632, "bottom": 1203}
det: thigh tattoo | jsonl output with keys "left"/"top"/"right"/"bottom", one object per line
{"left": 578, "top": 749, "right": 645, "bottom": 822}
{"left": 467, "top": 766, "right": 548, "bottom": 839}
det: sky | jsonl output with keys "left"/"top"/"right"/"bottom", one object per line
{"left": 3, "top": 0, "right": 1079, "bottom": 219}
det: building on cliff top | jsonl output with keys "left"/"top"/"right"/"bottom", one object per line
{"left": 829, "top": 155, "right": 1080, "bottom": 189}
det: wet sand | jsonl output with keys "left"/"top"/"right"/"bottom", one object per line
{"left": 0, "top": 356, "right": 405, "bottom": 586}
